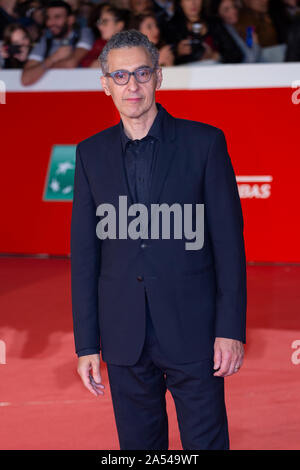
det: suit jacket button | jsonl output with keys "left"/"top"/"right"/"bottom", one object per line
{"left": 137, "top": 275, "right": 144, "bottom": 281}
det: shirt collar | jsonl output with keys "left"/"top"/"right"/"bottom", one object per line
{"left": 120, "top": 102, "right": 164, "bottom": 153}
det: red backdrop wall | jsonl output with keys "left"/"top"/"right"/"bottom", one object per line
{"left": 1, "top": 67, "right": 299, "bottom": 262}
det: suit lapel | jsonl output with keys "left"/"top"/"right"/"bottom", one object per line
{"left": 149, "top": 110, "right": 177, "bottom": 207}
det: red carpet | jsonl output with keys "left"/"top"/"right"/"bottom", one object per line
{"left": 0, "top": 258, "right": 299, "bottom": 449}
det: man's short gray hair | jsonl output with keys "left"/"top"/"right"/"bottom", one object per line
{"left": 99, "top": 29, "right": 160, "bottom": 75}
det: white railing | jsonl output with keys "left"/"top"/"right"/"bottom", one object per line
{"left": 1, "top": 63, "right": 300, "bottom": 92}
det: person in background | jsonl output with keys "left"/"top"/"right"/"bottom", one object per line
{"left": 152, "top": 0, "right": 174, "bottom": 36}
{"left": 62, "top": 0, "right": 94, "bottom": 28}
{"left": 129, "top": 0, "right": 153, "bottom": 15}
{"left": 80, "top": 2, "right": 109, "bottom": 67}
{"left": 16, "top": 0, "right": 45, "bottom": 42}
{"left": 110, "top": 0, "right": 130, "bottom": 8}
{"left": 81, "top": 3, "right": 130, "bottom": 67}
{"left": 0, "top": 22, "right": 31, "bottom": 68}
{"left": 209, "top": 0, "right": 261, "bottom": 62}
{"left": 153, "top": 0, "right": 174, "bottom": 20}
{"left": 283, "top": 0, "right": 300, "bottom": 60}
{"left": 21, "top": 0, "right": 94, "bottom": 85}
{"left": 75, "top": 0, "right": 94, "bottom": 27}
{"left": 93, "top": 5, "right": 129, "bottom": 42}
{"left": 130, "top": 0, "right": 171, "bottom": 40}
{"left": 282, "top": 0, "right": 300, "bottom": 17}
{"left": 0, "top": 0, "right": 19, "bottom": 40}
{"left": 269, "top": 0, "right": 293, "bottom": 43}
{"left": 165, "top": 0, "right": 220, "bottom": 65}
{"left": 64, "top": 0, "right": 93, "bottom": 28}
{"left": 130, "top": 12, "right": 174, "bottom": 65}
{"left": 64, "top": 0, "right": 80, "bottom": 12}
{"left": 235, "top": 0, "right": 285, "bottom": 47}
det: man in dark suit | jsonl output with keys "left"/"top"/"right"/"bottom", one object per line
{"left": 71, "top": 29, "right": 247, "bottom": 450}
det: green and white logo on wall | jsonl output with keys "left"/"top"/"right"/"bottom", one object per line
{"left": 43, "top": 145, "right": 76, "bottom": 201}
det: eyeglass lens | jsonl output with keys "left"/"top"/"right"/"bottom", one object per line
{"left": 113, "top": 68, "right": 152, "bottom": 85}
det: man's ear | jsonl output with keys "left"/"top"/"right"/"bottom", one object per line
{"left": 155, "top": 67, "right": 163, "bottom": 91}
{"left": 100, "top": 76, "right": 111, "bottom": 96}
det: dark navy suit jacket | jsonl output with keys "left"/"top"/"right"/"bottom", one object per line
{"left": 70, "top": 102, "right": 247, "bottom": 365}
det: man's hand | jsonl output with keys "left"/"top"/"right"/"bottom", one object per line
{"left": 213, "top": 337, "right": 244, "bottom": 377}
{"left": 77, "top": 354, "right": 105, "bottom": 396}
{"left": 177, "top": 39, "right": 192, "bottom": 56}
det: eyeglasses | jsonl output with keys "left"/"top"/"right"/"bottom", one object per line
{"left": 96, "top": 18, "right": 114, "bottom": 26}
{"left": 104, "top": 66, "right": 157, "bottom": 85}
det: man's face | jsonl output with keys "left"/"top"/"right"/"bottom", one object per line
{"left": 130, "top": 0, "right": 152, "bottom": 15}
{"left": 218, "top": 0, "right": 238, "bottom": 24}
{"left": 10, "top": 28, "right": 30, "bottom": 62}
{"left": 180, "top": 0, "right": 203, "bottom": 18}
{"left": 245, "top": 0, "right": 269, "bottom": 13}
{"left": 46, "top": 7, "right": 70, "bottom": 38}
{"left": 101, "top": 46, "right": 162, "bottom": 120}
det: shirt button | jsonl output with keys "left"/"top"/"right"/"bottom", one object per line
{"left": 141, "top": 243, "right": 147, "bottom": 249}
{"left": 137, "top": 275, "right": 144, "bottom": 281}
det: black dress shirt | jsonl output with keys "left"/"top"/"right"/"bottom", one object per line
{"left": 119, "top": 102, "right": 164, "bottom": 208}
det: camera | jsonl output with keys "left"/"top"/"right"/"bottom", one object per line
{"left": 189, "top": 23, "right": 205, "bottom": 59}
{"left": 7, "top": 44, "right": 22, "bottom": 56}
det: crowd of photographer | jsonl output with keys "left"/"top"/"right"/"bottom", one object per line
{"left": 0, "top": 0, "right": 299, "bottom": 85}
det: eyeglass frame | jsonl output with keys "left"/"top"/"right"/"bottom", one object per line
{"left": 104, "top": 66, "right": 158, "bottom": 86}
{"left": 96, "top": 17, "right": 115, "bottom": 26}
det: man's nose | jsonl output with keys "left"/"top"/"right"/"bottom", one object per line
{"left": 127, "top": 73, "right": 139, "bottom": 91}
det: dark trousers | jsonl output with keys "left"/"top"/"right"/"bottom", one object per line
{"left": 106, "top": 290, "right": 230, "bottom": 450}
